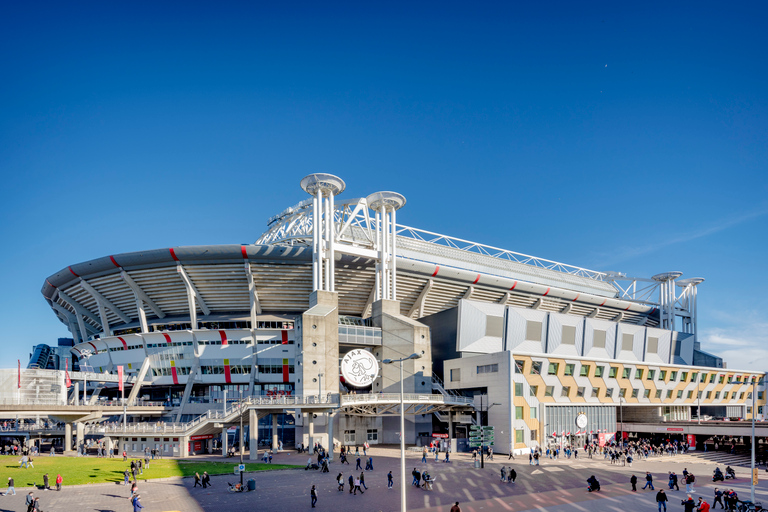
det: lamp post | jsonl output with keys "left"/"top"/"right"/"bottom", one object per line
{"left": 479, "top": 396, "right": 501, "bottom": 469}
{"left": 239, "top": 389, "right": 244, "bottom": 490}
{"left": 619, "top": 397, "right": 624, "bottom": 448}
{"left": 382, "top": 353, "right": 421, "bottom": 512}
{"left": 318, "top": 373, "right": 324, "bottom": 403}
{"left": 751, "top": 377, "right": 756, "bottom": 504}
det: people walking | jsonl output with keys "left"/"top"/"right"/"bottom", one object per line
{"left": 508, "top": 468, "right": 516, "bottom": 483}
{"left": 450, "top": 502, "right": 462, "bottom": 512}
{"left": 656, "top": 489, "right": 668, "bottom": 512}
{"left": 387, "top": 471, "right": 393, "bottom": 489}
{"left": 132, "top": 493, "right": 144, "bottom": 511}
{"left": 713, "top": 488, "right": 724, "bottom": 509}
{"left": 360, "top": 471, "right": 367, "bottom": 490}
{"left": 630, "top": 474, "right": 637, "bottom": 492}
{"left": 337, "top": 473, "right": 344, "bottom": 491}
{"left": 348, "top": 474, "right": 354, "bottom": 494}
{"left": 193, "top": 472, "right": 201, "bottom": 488}
{"left": 5, "top": 477, "right": 16, "bottom": 495}
{"left": 55, "top": 474, "right": 62, "bottom": 491}
{"left": 43, "top": 473, "right": 49, "bottom": 491}
{"left": 682, "top": 494, "right": 696, "bottom": 512}
{"left": 643, "top": 472, "right": 654, "bottom": 490}
{"left": 310, "top": 484, "right": 317, "bottom": 508}
{"left": 354, "top": 476, "right": 363, "bottom": 494}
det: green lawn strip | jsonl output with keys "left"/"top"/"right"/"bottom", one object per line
{"left": 0, "top": 456, "right": 300, "bottom": 487}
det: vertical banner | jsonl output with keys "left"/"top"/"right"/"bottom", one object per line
{"left": 65, "top": 358, "right": 72, "bottom": 388}
{"left": 118, "top": 365, "right": 124, "bottom": 392}
{"left": 686, "top": 434, "right": 696, "bottom": 449}
{"left": 17, "top": 360, "right": 21, "bottom": 388}
{"left": 282, "top": 358, "right": 289, "bottom": 383}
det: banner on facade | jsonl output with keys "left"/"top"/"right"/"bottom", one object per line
{"left": 118, "top": 365, "right": 124, "bottom": 392}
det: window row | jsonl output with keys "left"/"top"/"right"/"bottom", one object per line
{"left": 527, "top": 384, "right": 746, "bottom": 401}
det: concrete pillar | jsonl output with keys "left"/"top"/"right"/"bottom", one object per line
{"left": 105, "top": 437, "right": 114, "bottom": 456}
{"left": 249, "top": 410, "right": 259, "bottom": 460}
{"left": 308, "top": 412, "right": 315, "bottom": 450}
{"left": 327, "top": 413, "right": 334, "bottom": 461}
{"left": 272, "top": 414, "right": 279, "bottom": 450}
{"left": 75, "top": 422, "right": 84, "bottom": 454}
{"left": 207, "top": 439, "right": 213, "bottom": 454}
{"left": 221, "top": 426, "right": 230, "bottom": 457}
{"left": 179, "top": 436, "right": 189, "bottom": 458}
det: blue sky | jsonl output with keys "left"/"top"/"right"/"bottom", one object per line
{"left": 0, "top": 1, "right": 766, "bottom": 370}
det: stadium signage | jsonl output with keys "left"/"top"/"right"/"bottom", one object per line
{"left": 341, "top": 349, "right": 379, "bottom": 387}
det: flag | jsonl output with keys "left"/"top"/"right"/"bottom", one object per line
{"left": 552, "top": 431, "right": 556, "bottom": 437}
{"left": 117, "top": 365, "right": 124, "bottom": 392}
{"left": 567, "top": 431, "right": 571, "bottom": 436}
{"left": 64, "top": 358, "right": 72, "bottom": 388}
{"left": 17, "top": 360, "right": 20, "bottom": 389}
{"left": 590, "top": 430, "right": 594, "bottom": 434}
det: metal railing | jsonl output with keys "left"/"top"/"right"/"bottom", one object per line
{"left": 340, "top": 393, "right": 474, "bottom": 405}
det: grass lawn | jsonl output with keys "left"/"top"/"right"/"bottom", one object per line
{"left": 0, "top": 455, "right": 301, "bottom": 487}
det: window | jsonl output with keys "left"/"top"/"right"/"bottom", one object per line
{"left": 580, "top": 365, "right": 590, "bottom": 377}
{"left": 477, "top": 364, "right": 498, "bottom": 374}
{"left": 714, "top": 391, "right": 720, "bottom": 399}
{"left": 562, "top": 325, "right": 576, "bottom": 345}
{"left": 619, "top": 388, "right": 627, "bottom": 398}
{"left": 514, "top": 360, "right": 525, "bottom": 373}
{"left": 515, "top": 382, "right": 523, "bottom": 397}
{"left": 670, "top": 371, "right": 678, "bottom": 381}
{"left": 530, "top": 430, "right": 538, "bottom": 441}
{"left": 564, "top": 364, "right": 575, "bottom": 377}
{"left": 697, "top": 391, "right": 703, "bottom": 399}
{"left": 631, "top": 389, "right": 639, "bottom": 398}
{"left": 594, "top": 366, "right": 605, "bottom": 378}
{"left": 622, "top": 333, "right": 634, "bottom": 351}
{"left": 515, "top": 429, "right": 524, "bottom": 444}
{"left": 591, "top": 387, "right": 600, "bottom": 398}
{"left": 530, "top": 385, "right": 538, "bottom": 397}
{"left": 576, "top": 387, "right": 585, "bottom": 398}
{"left": 706, "top": 391, "right": 712, "bottom": 399}
{"left": 609, "top": 367, "right": 618, "bottom": 378}
{"left": 530, "top": 361, "right": 542, "bottom": 375}
{"left": 515, "top": 406, "right": 524, "bottom": 419}
{"left": 719, "top": 375, "right": 725, "bottom": 384}
{"left": 526, "top": 321, "right": 543, "bottom": 341}
{"left": 344, "top": 430, "right": 356, "bottom": 444}
{"left": 709, "top": 374, "right": 716, "bottom": 383}
{"left": 740, "top": 392, "right": 745, "bottom": 400}
{"left": 759, "top": 391, "right": 765, "bottom": 400}
{"left": 699, "top": 373, "right": 707, "bottom": 382}
{"left": 659, "top": 370, "right": 667, "bottom": 381}
{"left": 561, "top": 386, "right": 571, "bottom": 397}
{"left": 655, "top": 390, "right": 662, "bottom": 399}
{"left": 367, "top": 429, "right": 378, "bottom": 441}
{"left": 548, "top": 363, "right": 559, "bottom": 375}
{"left": 691, "top": 372, "right": 698, "bottom": 382}
{"left": 544, "top": 386, "right": 554, "bottom": 397}
{"left": 622, "top": 368, "right": 631, "bottom": 379}
{"left": 666, "top": 390, "right": 673, "bottom": 399}
{"left": 593, "top": 329, "right": 606, "bottom": 348}
{"left": 605, "top": 388, "right": 614, "bottom": 398}
{"left": 530, "top": 408, "right": 537, "bottom": 419}
{"left": 687, "top": 391, "right": 693, "bottom": 399}
{"left": 450, "top": 369, "right": 460, "bottom": 382}
{"left": 680, "top": 372, "right": 688, "bottom": 382}
{"left": 635, "top": 369, "right": 644, "bottom": 380}
{"left": 677, "top": 390, "right": 683, "bottom": 399}
{"left": 643, "top": 389, "right": 651, "bottom": 398}
{"left": 647, "top": 336, "right": 659, "bottom": 353}
{"left": 647, "top": 370, "right": 655, "bottom": 380}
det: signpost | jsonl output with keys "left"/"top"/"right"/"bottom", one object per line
{"left": 470, "top": 425, "right": 495, "bottom": 467}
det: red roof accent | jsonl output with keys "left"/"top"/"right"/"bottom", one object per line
{"left": 241, "top": 246, "right": 248, "bottom": 259}
{"left": 599, "top": 300, "right": 606, "bottom": 307}
{"left": 572, "top": 294, "right": 580, "bottom": 302}
{"left": 542, "top": 287, "right": 550, "bottom": 297}
{"left": 46, "top": 279, "right": 57, "bottom": 289}
{"left": 169, "top": 248, "right": 179, "bottom": 261}
{"left": 472, "top": 274, "right": 480, "bottom": 285}
{"left": 118, "top": 337, "right": 128, "bottom": 350}
{"left": 68, "top": 266, "right": 79, "bottom": 277}
{"left": 431, "top": 266, "right": 440, "bottom": 277}
{"left": 109, "top": 255, "right": 121, "bottom": 268}
{"left": 163, "top": 333, "right": 172, "bottom": 344}
{"left": 219, "top": 330, "right": 228, "bottom": 346}
{"left": 510, "top": 281, "right": 517, "bottom": 291}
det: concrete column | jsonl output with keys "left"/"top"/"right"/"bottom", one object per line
{"left": 75, "top": 422, "right": 84, "bottom": 454}
{"left": 327, "top": 413, "right": 334, "bottom": 461}
{"left": 105, "top": 437, "right": 113, "bottom": 456}
{"left": 272, "top": 414, "right": 278, "bottom": 450}
{"left": 308, "top": 412, "right": 315, "bottom": 450}
{"left": 179, "top": 436, "right": 189, "bottom": 458}
{"left": 249, "top": 410, "right": 259, "bottom": 460}
{"left": 207, "top": 439, "right": 213, "bottom": 454}
{"left": 221, "top": 427, "right": 228, "bottom": 457}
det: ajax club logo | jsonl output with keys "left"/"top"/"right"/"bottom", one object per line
{"left": 340, "top": 349, "right": 379, "bottom": 388}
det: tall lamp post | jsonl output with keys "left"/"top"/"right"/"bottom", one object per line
{"left": 619, "top": 397, "right": 624, "bottom": 447}
{"left": 751, "top": 377, "right": 756, "bottom": 504}
{"left": 382, "top": 353, "right": 421, "bottom": 512}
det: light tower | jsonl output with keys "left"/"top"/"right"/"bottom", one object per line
{"left": 366, "top": 191, "right": 406, "bottom": 302}
{"left": 300, "top": 174, "right": 346, "bottom": 292}
{"left": 651, "top": 271, "right": 683, "bottom": 331}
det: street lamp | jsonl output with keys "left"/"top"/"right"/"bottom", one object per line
{"left": 619, "top": 397, "right": 624, "bottom": 448}
{"left": 751, "top": 377, "right": 757, "bottom": 504}
{"left": 318, "top": 373, "right": 324, "bottom": 403}
{"left": 382, "top": 353, "right": 421, "bottom": 512}
{"left": 479, "top": 395, "right": 500, "bottom": 469}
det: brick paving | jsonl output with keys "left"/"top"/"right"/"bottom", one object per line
{"left": 0, "top": 447, "right": 765, "bottom": 512}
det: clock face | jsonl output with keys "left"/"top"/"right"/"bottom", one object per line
{"left": 576, "top": 413, "right": 588, "bottom": 429}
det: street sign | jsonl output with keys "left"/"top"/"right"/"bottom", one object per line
{"left": 469, "top": 437, "right": 482, "bottom": 442}
{"left": 469, "top": 442, "right": 482, "bottom": 447}
{"left": 239, "top": 464, "right": 245, "bottom": 473}
{"left": 482, "top": 426, "right": 495, "bottom": 430}
{"left": 470, "top": 425, "right": 481, "bottom": 430}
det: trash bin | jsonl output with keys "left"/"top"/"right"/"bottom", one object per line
{"left": 247, "top": 478, "right": 256, "bottom": 491}
{"left": 474, "top": 460, "right": 481, "bottom": 468}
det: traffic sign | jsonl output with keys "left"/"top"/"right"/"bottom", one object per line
{"left": 482, "top": 426, "right": 495, "bottom": 430}
{"left": 469, "top": 437, "right": 482, "bottom": 442}
{"left": 470, "top": 425, "right": 482, "bottom": 430}
{"left": 469, "top": 442, "right": 482, "bottom": 447}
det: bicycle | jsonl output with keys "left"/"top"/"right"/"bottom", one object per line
{"left": 227, "top": 482, "right": 245, "bottom": 493}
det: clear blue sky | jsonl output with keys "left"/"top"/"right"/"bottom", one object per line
{"left": 1, "top": 2, "right": 766, "bottom": 370}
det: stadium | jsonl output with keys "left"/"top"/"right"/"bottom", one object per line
{"left": 35, "top": 173, "right": 766, "bottom": 456}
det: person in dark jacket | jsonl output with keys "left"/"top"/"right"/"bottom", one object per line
{"left": 713, "top": 488, "right": 724, "bottom": 509}
{"left": 310, "top": 485, "right": 317, "bottom": 508}
{"left": 132, "top": 493, "right": 144, "bottom": 512}
{"left": 348, "top": 474, "right": 354, "bottom": 494}
{"left": 43, "top": 474, "right": 49, "bottom": 491}
{"left": 630, "top": 474, "right": 638, "bottom": 492}
{"left": 656, "top": 489, "right": 668, "bottom": 512}
{"left": 681, "top": 494, "right": 696, "bottom": 512}
{"left": 643, "top": 472, "right": 655, "bottom": 490}
{"left": 508, "top": 468, "right": 517, "bottom": 483}
{"left": 193, "top": 472, "right": 201, "bottom": 488}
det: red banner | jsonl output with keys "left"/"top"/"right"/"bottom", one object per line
{"left": 118, "top": 365, "right": 124, "bottom": 392}
{"left": 686, "top": 434, "right": 696, "bottom": 447}
{"left": 432, "top": 433, "right": 449, "bottom": 438}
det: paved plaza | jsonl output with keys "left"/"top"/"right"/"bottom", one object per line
{"left": 1, "top": 447, "right": 766, "bottom": 512}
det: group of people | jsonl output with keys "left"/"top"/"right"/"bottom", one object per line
{"left": 335, "top": 471, "right": 368, "bottom": 494}
{"left": 411, "top": 467, "right": 433, "bottom": 490}
{"left": 192, "top": 471, "right": 212, "bottom": 488}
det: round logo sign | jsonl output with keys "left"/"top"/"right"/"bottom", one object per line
{"left": 340, "top": 349, "right": 379, "bottom": 388}
{"left": 576, "top": 413, "right": 588, "bottom": 429}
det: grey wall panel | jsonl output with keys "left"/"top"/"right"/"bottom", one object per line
{"left": 583, "top": 318, "right": 617, "bottom": 360}
{"left": 457, "top": 300, "right": 504, "bottom": 354}
{"left": 546, "top": 312, "right": 584, "bottom": 357}
{"left": 505, "top": 306, "right": 547, "bottom": 353}
{"left": 615, "top": 324, "right": 645, "bottom": 362}
{"left": 644, "top": 327, "right": 672, "bottom": 364}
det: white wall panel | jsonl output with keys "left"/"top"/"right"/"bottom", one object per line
{"left": 615, "top": 324, "right": 645, "bottom": 361}
{"left": 583, "top": 318, "right": 616, "bottom": 360}
{"left": 644, "top": 327, "right": 671, "bottom": 364}
{"left": 457, "top": 300, "right": 505, "bottom": 354}
{"left": 546, "top": 313, "right": 584, "bottom": 357}
{"left": 505, "top": 306, "right": 547, "bottom": 353}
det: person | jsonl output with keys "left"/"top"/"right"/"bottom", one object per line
{"left": 643, "top": 471, "right": 655, "bottom": 490}
{"left": 5, "top": 477, "right": 16, "bottom": 496}
{"left": 55, "top": 474, "right": 62, "bottom": 491}
{"left": 725, "top": 466, "right": 735, "bottom": 479}
{"left": 138, "top": 459, "right": 143, "bottom": 475}
{"left": 713, "top": 488, "right": 724, "bottom": 509}
{"left": 348, "top": 474, "right": 354, "bottom": 494}
{"left": 444, "top": 450, "right": 450, "bottom": 463}
{"left": 422, "top": 447, "right": 428, "bottom": 463}
{"left": 193, "top": 472, "right": 201, "bottom": 488}
{"left": 360, "top": 471, "right": 368, "bottom": 490}
{"left": 697, "top": 497, "right": 711, "bottom": 512}
{"left": 356, "top": 456, "right": 362, "bottom": 470}
{"left": 713, "top": 468, "right": 724, "bottom": 482}
{"left": 366, "top": 456, "right": 374, "bottom": 471}
{"left": 337, "top": 473, "right": 344, "bottom": 491}
{"left": 202, "top": 471, "right": 211, "bottom": 488}
{"left": 354, "top": 476, "right": 363, "bottom": 495}
{"left": 123, "top": 450, "right": 127, "bottom": 461}
{"left": 682, "top": 494, "right": 696, "bottom": 512}
{"left": 670, "top": 472, "right": 680, "bottom": 491}
{"left": 500, "top": 466, "right": 507, "bottom": 483}
{"left": 43, "top": 473, "right": 49, "bottom": 491}
{"left": 450, "top": 502, "right": 461, "bottom": 512}
{"left": 132, "top": 493, "right": 144, "bottom": 512}
{"left": 130, "top": 481, "right": 138, "bottom": 498}
{"left": 630, "top": 474, "right": 638, "bottom": 492}
{"left": 656, "top": 489, "right": 668, "bottom": 512}
{"left": 310, "top": 484, "right": 317, "bottom": 508}
{"left": 508, "top": 468, "right": 516, "bottom": 483}
{"left": 412, "top": 468, "right": 420, "bottom": 486}
{"left": 50, "top": 446, "right": 55, "bottom": 456}
{"left": 25, "top": 492, "right": 34, "bottom": 510}
{"left": 388, "top": 470, "right": 393, "bottom": 489}
{"left": 587, "top": 475, "right": 600, "bottom": 492}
